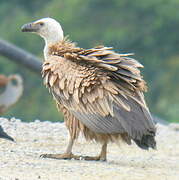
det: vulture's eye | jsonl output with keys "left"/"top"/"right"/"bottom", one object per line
{"left": 39, "top": 22, "right": 44, "bottom": 26}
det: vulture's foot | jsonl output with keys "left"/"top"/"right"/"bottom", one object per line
{"left": 40, "top": 153, "right": 81, "bottom": 160}
{"left": 80, "top": 155, "right": 106, "bottom": 161}
{"left": 40, "top": 153, "right": 106, "bottom": 161}
{"left": 40, "top": 142, "right": 107, "bottom": 161}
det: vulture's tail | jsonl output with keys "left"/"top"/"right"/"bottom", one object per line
{"left": 133, "top": 134, "right": 156, "bottom": 150}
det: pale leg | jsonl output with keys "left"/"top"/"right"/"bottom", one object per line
{"left": 40, "top": 139, "right": 107, "bottom": 161}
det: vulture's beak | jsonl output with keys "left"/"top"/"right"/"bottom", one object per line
{"left": 21, "top": 22, "right": 39, "bottom": 32}
{"left": 0, "top": 127, "right": 14, "bottom": 142}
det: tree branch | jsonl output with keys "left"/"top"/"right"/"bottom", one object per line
{"left": 0, "top": 39, "right": 42, "bottom": 74}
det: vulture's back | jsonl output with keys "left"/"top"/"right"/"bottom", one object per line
{"left": 42, "top": 39, "right": 156, "bottom": 150}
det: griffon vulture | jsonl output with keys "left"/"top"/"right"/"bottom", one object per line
{"left": 21, "top": 18, "right": 156, "bottom": 161}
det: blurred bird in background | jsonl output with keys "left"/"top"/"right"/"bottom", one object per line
{"left": 22, "top": 18, "right": 156, "bottom": 161}
{"left": 0, "top": 74, "right": 23, "bottom": 114}
{"left": 0, "top": 74, "right": 23, "bottom": 141}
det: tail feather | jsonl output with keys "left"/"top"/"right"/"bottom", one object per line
{"left": 133, "top": 134, "right": 156, "bottom": 150}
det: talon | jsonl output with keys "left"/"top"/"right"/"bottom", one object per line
{"left": 81, "top": 156, "right": 106, "bottom": 161}
{"left": 39, "top": 153, "right": 75, "bottom": 160}
{"left": 99, "top": 158, "right": 107, "bottom": 162}
{"left": 40, "top": 154, "right": 50, "bottom": 158}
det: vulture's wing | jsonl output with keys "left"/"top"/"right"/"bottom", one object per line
{"left": 43, "top": 48, "right": 156, "bottom": 149}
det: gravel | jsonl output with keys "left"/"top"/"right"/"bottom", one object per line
{"left": 0, "top": 117, "right": 179, "bottom": 180}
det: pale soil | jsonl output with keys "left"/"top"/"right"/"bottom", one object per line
{"left": 0, "top": 117, "right": 179, "bottom": 180}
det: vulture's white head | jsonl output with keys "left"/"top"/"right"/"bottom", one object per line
{"left": 21, "top": 17, "right": 64, "bottom": 44}
{"left": 21, "top": 18, "right": 64, "bottom": 59}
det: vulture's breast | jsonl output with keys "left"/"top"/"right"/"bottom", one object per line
{"left": 42, "top": 55, "right": 108, "bottom": 105}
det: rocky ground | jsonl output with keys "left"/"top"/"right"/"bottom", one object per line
{"left": 0, "top": 117, "right": 179, "bottom": 180}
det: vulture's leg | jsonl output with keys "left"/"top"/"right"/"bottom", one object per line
{"left": 40, "top": 139, "right": 107, "bottom": 161}
{"left": 81, "top": 142, "right": 107, "bottom": 161}
{"left": 40, "top": 137, "right": 80, "bottom": 159}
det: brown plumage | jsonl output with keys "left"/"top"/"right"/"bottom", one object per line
{"left": 22, "top": 18, "right": 156, "bottom": 161}
{"left": 43, "top": 38, "right": 155, "bottom": 145}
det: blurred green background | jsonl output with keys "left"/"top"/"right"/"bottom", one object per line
{"left": 0, "top": 0, "right": 179, "bottom": 122}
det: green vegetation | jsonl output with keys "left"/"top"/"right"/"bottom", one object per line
{"left": 0, "top": 0, "right": 179, "bottom": 122}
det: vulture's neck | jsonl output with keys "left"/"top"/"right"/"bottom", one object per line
{"left": 43, "top": 34, "right": 63, "bottom": 60}
{"left": 47, "top": 38, "right": 82, "bottom": 58}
